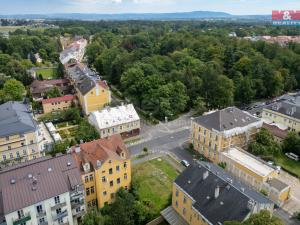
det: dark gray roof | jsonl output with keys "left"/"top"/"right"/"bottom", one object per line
{"left": 77, "top": 76, "right": 95, "bottom": 95}
{"left": 267, "top": 178, "right": 290, "bottom": 192}
{"left": 174, "top": 161, "right": 273, "bottom": 225}
{"left": 0, "top": 154, "right": 83, "bottom": 214}
{"left": 265, "top": 98, "right": 300, "bottom": 120}
{"left": 194, "top": 107, "right": 260, "bottom": 132}
{"left": 0, "top": 101, "right": 37, "bottom": 137}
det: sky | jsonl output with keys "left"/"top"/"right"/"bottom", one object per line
{"left": 0, "top": 0, "right": 300, "bottom": 15}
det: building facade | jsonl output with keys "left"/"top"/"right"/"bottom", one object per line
{"left": 0, "top": 102, "right": 51, "bottom": 165}
{"left": 161, "top": 161, "right": 274, "bottom": 225}
{"left": 88, "top": 104, "right": 140, "bottom": 139}
{"left": 42, "top": 95, "right": 76, "bottom": 114}
{"left": 0, "top": 154, "right": 85, "bottom": 225}
{"left": 59, "top": 39, "right": 87, "bottom": 65}
{"left": 71, "top": 134, "right": 131, "bottom": 209}
{"left": 191, "top": 107, "right": 262, "bottom": 163}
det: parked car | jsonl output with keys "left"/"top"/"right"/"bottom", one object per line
{"left": 181, "top": 160, "right": 190, "bottom": 167}
{"left": 267, "top": 161, "right": 274, "bottom": 166}
{"left": 285, "top": 152, "right": 299, "bottom": 161}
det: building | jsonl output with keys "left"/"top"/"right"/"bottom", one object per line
{"left": 29, "top": 79, "right": 72, "bottom": 101}
{"left": 191, "top": 107, "right": 262, "bottom": 162}
{"left": 65, "top": 63, "right": 111, "bottom": 115}
{"left": 59, "top": 39, "right": 87, "bottom": 65}
{"left": 71, "top": 134, "right": 131, "bottom": 209}
{"left": 0, "top": 102, "right": 50, "bottom": 164}
{"left": 262, "top": 122, "right": 288, "bottom": 143}
{"left": 161, "top": 161, "right": 274, "bottom": 225}
{"left": 263, "top": 178, "right": 291, "bottom": 206}
{"left": 262, "top": 97, "right": 300, "bottom": 133}
{"left": 88, "top": 104, "right": 140, "bottom": 139}
{"left": 42, "top": 95, "right": 76, "bottom": 114}
{"left": 0, "top": 154, "right": 85, "bottom": 225}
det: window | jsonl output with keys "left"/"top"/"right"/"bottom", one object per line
{"left": 116, "top": 165, "right": 120, "bottom": 172}
{"left": 85, "top": 176, "right": 89, "bottom": 183}
{"left": 89, "top": 174, "right": 93, "bottom": 181}
{"left": 2, "top": 155, "right": 6, "bottom": 161}
{"left": 76, "top": 207, "right": 81, "bottom": 213}
{"left": 56, "top": 208, "right": 62, "bottom": 215}
{"left": 124, "top": 173, "right": 128, "bottom": 180}
{"left": 117, "top": 178, "right": 121, "bottom": 184}
{"left": 21, "top": 142, "right": 24, "bottom": 146}
{"left": 91, "top": 186, "right": 95, "bottom": 194}
{"left": 109, "top": 168, "right": 113, "bottom": 174}
{"left": 30, "top": 140, "right": 34, "bottom": 144}
{"left": 58, "top": 218, "right": 63, "bottom": 224}
{"left": 102, "top": 170, "right": 105, "bottom": 173}
{"left": 92, "top": 199, "right": 97, "bottom": 206}
{"left": 8, "top": 146, "right": 11, "bottom": 150}
{"left": 176, "top": 190, "right": 179, "bottom": 197}
{"left": 183, "top": 208, "right": 186, "bottom": 215}
{"left": 39, "top": 218, "right": 45, "bottom": 223}
{"left": 86, "top": 188, "right": 90, "bottom": 196}
{"left": 36, "top": 205, "right": 43, "bottom": 213}
{"left": 110, "top": 181, "right": 113, "bottom": 187}
{"left": 102, "top": 176, "right": 106, "bottom": 182}
{"left": 124, "top": 162, "right": 127, "bottom": 168}
{"left": 183, "top": 196, "right": 186, "bottom": 204}
{"left": 87, "top": 201, "right": 91, "bottom": 208}
{"left": 17, "top": 210, "right": 24, "bottom": 218}
{"left": 175, "top": 201, "right": 178, "bottom": 208}
{"left": 111, "top": 193, "right": 115, "bottom": 199}
{"left": 103, "top": 191, "right": 107, "bottom": 196}
{"left": 23, "top": 149, "right": 27, "bottom": 155}
{"left": 54, "top": 196, "right": 60, "bottom": 204}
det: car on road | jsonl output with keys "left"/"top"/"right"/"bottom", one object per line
{"left": 285, "top": 152, "right": 299, "bottom": 161}
{"left": 181, "top": 160, "right": 190, "bottom": 167}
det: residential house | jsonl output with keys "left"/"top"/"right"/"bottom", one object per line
{"left": 0, "top": 154, "right": 85, "bottom": 225}
{"left": 262, "top": 122, "right": 288, "bottom": 143}
{"left": 191, "top": 107, "right": 262, "bottom": 162}
{"left": 161, "top": 161, "right": 274, "bottom": 225}
{"left": 0, "top": 102, "right": 51, "bottom": 164}
{"left": 262, "top": 97, "right": 300, "bottom": 133}
{"left": 220, "top": 147, "right": 290, "bottom": 205}
{"left": 88, "top": 104, "right": 140, "bottom": 139}
{"left": 71, "top": 134, "right": 131, "bottom": 209}
{"left": 65, "top": 63, "right": 111, "bottom": 115}
{"left": 42, "top": 95, "right": 76, "bottom": 114}
{"left": 59, "top": 39, "right": 87, "bottom": 65}
{"left": 29, "top": 79, "right": 72, "bottom": 101}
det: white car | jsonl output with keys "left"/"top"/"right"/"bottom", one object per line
{"left": 181, "top": 160, "right": 190, "bottom": 167}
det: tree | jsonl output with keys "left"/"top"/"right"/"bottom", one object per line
{"left": 45, "top": 86, "right": 63, "bottom": 99}
{"left": 50, "top": 140, "right": 70, "bottom": 156}
{"left": 81, "top": 210, "right": 106, "bottom": 225}
{"left": 75, "top": 119, "right": 99, "bottom": 143}
{"left": 235, "top": 76, "right": 256, "bottom": 104}
{"left": 282, "top": 132, "right": 300, "bottom": 156}
{"left": 193, "top": 96, "right": 207, "bottom": 115}
{"left": 0, "top": 79, "right": 25, "bottom": 102}
{"left": 224, "top": 210, "right": 283, "bottom": 225}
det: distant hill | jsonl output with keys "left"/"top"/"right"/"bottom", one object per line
{"left": 0, "top": 11, "right": 270, "bottom": 21}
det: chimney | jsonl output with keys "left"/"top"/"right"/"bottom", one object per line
{"left": 203, "top": 170, "right": 209, "bottom": 180}
{"left": 214, "top": 186, "right": 220, "bottom": 199}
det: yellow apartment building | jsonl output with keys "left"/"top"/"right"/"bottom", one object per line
{"left": 262, "top": 98, "right": 300, "bottom": 133}
{"left": 161, "top": 161, "right": 274, "bottom": 225}
{"left": 71, "top": 134, "right": 131, "bottom": 209}
{"left": 65, "top": 63, "right": 111, "bottom": 115}
{"left": 191, "top": 107, "right": 262, "bottom": 162}
{"left": 0, "top": 101, "right": 46, "bottom": 164}
{"left": 42, "top": 95, "right": 76, "bottom": 114}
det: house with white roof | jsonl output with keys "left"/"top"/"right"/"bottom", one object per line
{"left": 88, "top": 104, "right": 140, "bottom": 139}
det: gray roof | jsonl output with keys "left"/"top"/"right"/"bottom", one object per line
{"left": 0, "top": 154, "right": 83, "bottom": 214}
{"left": 267, "top": 178, "right": 290, "bottom": 192}
{"left": 0, "top": 101, "right": 37, "bottom": 137}
{"left": 194, "top": 107, "right": 260, "bottom": 132}
{"left": 264, "top": 97, "right": 300, "bottom": 120}
{"left": 174, "top": 161, "right": 273, "bottom": 225}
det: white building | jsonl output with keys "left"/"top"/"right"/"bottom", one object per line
{"left": 59, "top": 39, "right": 87, "bottom": 65}
{"left": 88, "top": 104, "right": 140, "bottom": 139}
{"left": 0, "top": 154, "right": 85, "bottom": 225}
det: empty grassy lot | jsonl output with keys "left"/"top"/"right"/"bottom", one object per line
{"left": 132, "top": 157, "right": 179, "bottom": 216}
{"left": 35, "top": 68, "right": 58, "bottom": 79}
{"left": 273, "top": 154, "right": 300, "bottom": 178}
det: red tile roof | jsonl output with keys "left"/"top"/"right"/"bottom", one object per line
{"left": 262, "top": 123, "right": 288, "bottom": 139}
{"left": 42, "top": 95, "right": 75, "bottom": 104}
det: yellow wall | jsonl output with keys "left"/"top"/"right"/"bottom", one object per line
{"left": 82, "top": 172, "right": 97, "bottom": 208}
{"left": 172, "top": 184, "right": 208, "bottom": 225}
{"left": 43, "top": 100, "right": 73, "bottom": 114}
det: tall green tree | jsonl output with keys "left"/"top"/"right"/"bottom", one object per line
{"left": 0, "top": 79, "right": 25, "bottom": 102}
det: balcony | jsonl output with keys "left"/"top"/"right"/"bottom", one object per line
{"left": 51, "top": 199, "right": 67, "bottom": 210}
{"left": 12, "top": 213, "right": 31, "bottom": 225}
{"left": 52, "top": 209, "right": 68, "bottom": 221}
{"left": 71, "top": 198, "right": 84, "bottom": 208}
{"left": 73, "top": 209, "right": 85, "bottom": 218}
{"left": 36, "top": 210, "right": 46, "bottom": 218}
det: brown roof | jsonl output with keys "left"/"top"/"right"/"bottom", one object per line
{"left": 262, "top": 123, "right": 288, "bottom": 139}
{"left": 71, "top": 134, "right": 129, "bottom": 172}
{"left": 42, "top": 95, "right": 76, "bottom": 104}
{"left": 0, "top": 154, "right": 82, "bottom": 214}
{"left": 30, "top": 79, "right": 70, "bottom": 94}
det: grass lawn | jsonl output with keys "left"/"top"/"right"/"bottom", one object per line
{"left": 35, "top": 68, "right": 58, "bottom": 79}
{"left": 273, "top": 154, "right": 300, "bottom": 178}
{"left": 132, "top": 158, "right": 179, "bottom": 216}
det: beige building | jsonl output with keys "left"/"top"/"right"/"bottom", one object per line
{"left": 0, "top": 102, "right": 50, "bottom": 165}
{"left": 88, "top": 104, "right": 140, "bottom": 139}
{"left": 191, "top": 107, "right": 262, "bottom": 162}
{"left": 262, "top": 97, "right": 300, "bottom": 133}
{"left": 42, "top": 95, "right": 76, "bottom": 114}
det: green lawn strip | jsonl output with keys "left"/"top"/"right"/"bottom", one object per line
{"left": 273, "top": 154, "right": 300, "bottom": 178}
{"left": 35, "top": 68, "right": 58, "bottom": 79}
{"left": 149, "top": 158, "right": 179, "bottom": 180}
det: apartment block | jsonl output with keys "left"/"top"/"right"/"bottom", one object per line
{"left": 59, "top": 38, "right": 87, "bottom": 65}
{"left": 71, "top": 134, "right": 131, "bottom": 209}
{"left": 88, "top": 104, "right": 140, "bottom": 139}
{"left": 42, "top": 95, "right": 76, "bottom": 114}
{"left": 0, "top": 154, "right": 85, "bottom": 225}
{"left": 0, "top": 102, "right": 52, "bottom": 164}
{"left": 191, "top": 107, "right": 262, "bottom": 162}
{"left": 161, "top": 161, "right": 274, "bottom": 225}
